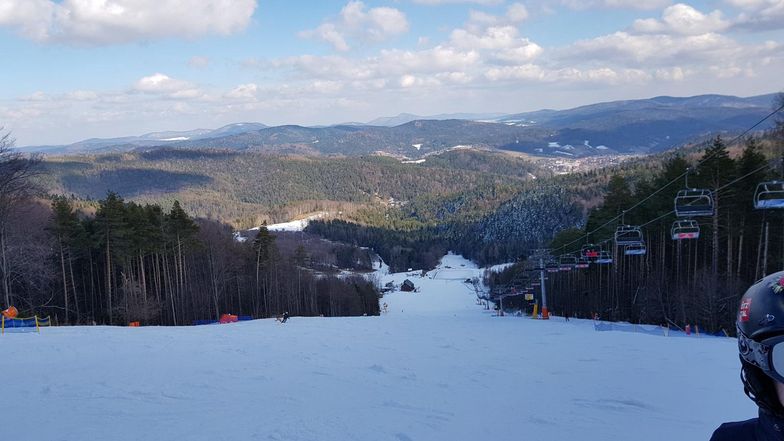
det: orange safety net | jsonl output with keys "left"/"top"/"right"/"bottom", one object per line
{"left": 219, "top": 314, "right": 238, "bottom": 324}
{"left": 2, "top": 306, "right": 18, "bottom": 319}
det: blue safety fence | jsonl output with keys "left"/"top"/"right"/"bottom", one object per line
{"left": 1, "top": 316, "right": 50, "bottom": 334}
{"left": 594, "top": 321, "right": 728, "bottom": 338}
{"left": 3, "top": 317, "right": 38, "bottom": 328}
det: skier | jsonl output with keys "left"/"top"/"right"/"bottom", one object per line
{"left": 711, "top": 272, "right": 784, "bottom": 440}
{"left": 275, "top": 311, "right": 290, "bottom": 324}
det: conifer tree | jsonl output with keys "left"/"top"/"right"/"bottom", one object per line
{"left": 94, "top": 191, "right": 128, "bottom": 324}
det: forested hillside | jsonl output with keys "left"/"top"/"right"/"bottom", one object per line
{"left": 491, "top": 123, "right": 784, "bottom": 333}
{"left": 3, "top": 194, "right": 380, "bottom": 326}
{"left": 3, "top": 129, "right": 384, "bottom": 325}
{"left": 39, "top": 149, "right": 543, "bottom": 228}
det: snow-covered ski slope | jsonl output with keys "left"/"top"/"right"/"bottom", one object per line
{"left": 5, "top": 253, "right": 754, "bottom": 441}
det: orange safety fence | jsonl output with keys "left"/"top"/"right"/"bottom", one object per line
{"left": 2, "top": 306, "right": 18, "bottom": 319}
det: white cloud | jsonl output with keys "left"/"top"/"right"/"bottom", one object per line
{"left": 506, "top": 3, "right": 530, "bottom": 21}
{"left": 188, "top": 56, "right": 211, "bottom": 69}
{"left": 272, "top": 45, "right": 481, "bottom": 82}
{"left": 632, "top": 4, "right": 730, "bottom": 35}
{"left": 300, "top": 1, "right": 408, "bottom": 51}
{"left": 134, "top": 73, "right": 203, "bottom": 99}
{"left": 494, "top": 44, "right": 544, "bottom": 63}
{"left": 449, "top": 25, "right": 542, "bottom": 64}
{"left": 467, "top": 2, "right": 529, "bottom": 27}
{"left": 412, "top": 0, "right": 503, "bottom": 4}
{"left": 307, "top": 23, "right": 351, "bottom": 51}
{"left": 484, "top": 64, "right": 651, "bottom": 84}
{"left": 566, "top": 31, "right": 742, "bottom": 66}
{"left": 557, "top": 0, "right": 672, "bottom": 10}
{"left": 226, "top": 83, "right": 259, "bottom": 100}
{"left": 0, "top": 0, "right": 257, "bottom": 45}
{"left": 728, "top": 0, "right": 784, "bottom": 30}
{"left": 654, "top": 66, "right": 687, "bottom": 80}
{"left": 65, "top": 90, "right": 100, "bottom": 101}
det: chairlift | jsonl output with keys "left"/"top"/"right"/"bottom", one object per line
{"left": 575, "top": 257, "right": 590, "bottom": 269}
{"left": 615, "top": 225, "right": 644, "bottom": 246}
{"left": 545, "top": 261, "right": 559, "bottom": 273}
{"left": 595, "top": 251, "right": 613, "bottom": 265}
{"left": 624, "top": 243, "right": 647, "bottom": 256}
{"left": 671, "top": 219, "right": 700, "bottom": 240}
{"left": 559, "top": 255, "right": 577, "bottom": 271}
{"left": 675, "top": 189, "right": 714, "bottom": 217}
{"left": 754, "top": 181, "right": 784, "bottom": 209}
{"left": 581, "top": 244, "right": 601, "bottom": 260}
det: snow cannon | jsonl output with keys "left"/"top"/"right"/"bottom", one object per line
{"left": 2, "top": 306, "right": 18, "bottom": 319}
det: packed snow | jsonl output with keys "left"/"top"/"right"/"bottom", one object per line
{"left": 5, "top": 253, "right": 755, "bottom": 441}
{"left": 235, "top": 212, "right": 330, "bottom": 241}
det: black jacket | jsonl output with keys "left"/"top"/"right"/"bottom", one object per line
{"left": 711, "top": 411, "right": 784, "bottom": 441}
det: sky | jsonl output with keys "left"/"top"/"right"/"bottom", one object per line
{"left": 0, "top": 0, "right": 783, "bottom": 146}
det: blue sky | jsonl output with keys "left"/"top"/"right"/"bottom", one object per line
{"left": 0, "top": 0, "right": 782, "bottom": 145}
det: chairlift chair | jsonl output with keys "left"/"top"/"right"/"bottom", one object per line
{"left": 624, "top": 242, "right": 647, "bottom": 256}
{"left": 754, "top": 181, "right": 784, "bottom": 209}
{"left": 615, "top": 225, "right": 644, "bottom": 246}
{"left": 671, "top": 219, "right": 700, "bottom": 240}
{"left": 559, "top": 255, "right": 577, "bottom": 271}
{"left": 675, "top": 189, "right": 714, "bottom": 217}
{"left": 575, "top": 257, "right": 590, "bottom": 269}
{"left": 596, "top": 251, "right": 613, "bottom": 265}
{"left": 581, "top": 244, "right": 601, "bottom": 260}
{"left": 545, "top": 261, "right": 559, "bottom": 273}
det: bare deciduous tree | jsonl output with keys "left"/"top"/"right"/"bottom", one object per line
{"left": 0, "top": 128, "right": 40, "bottom": 307}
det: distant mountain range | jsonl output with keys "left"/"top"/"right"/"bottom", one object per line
{"left": 22, "top": 93, "right": 779, "bottom": 157}
{"left": 23, "top": 122, "right": 268, "bottom": 154}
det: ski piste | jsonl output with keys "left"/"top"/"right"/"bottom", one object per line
{"left": 5, "top": 253, "right": 752, "bottom": 441}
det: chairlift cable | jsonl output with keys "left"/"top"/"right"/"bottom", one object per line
{"left": 549, "top": 103, "right": 784, "bottom": 255}
{"left": 552, "top": 162, "right": 778, "bottom": 257}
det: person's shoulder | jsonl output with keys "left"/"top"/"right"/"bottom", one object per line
{"left": 710, "top": 418, "right": 758, "bottom": 441}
